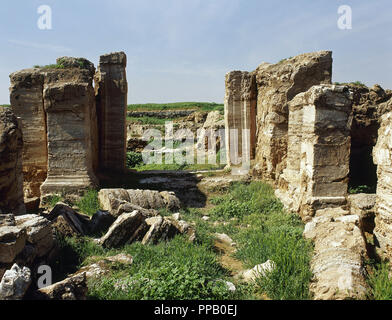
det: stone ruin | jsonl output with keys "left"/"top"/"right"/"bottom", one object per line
{"left": 0, "top": 108, "right": 25, "bottom": 215}
{"left": 224, "top": 50, "right": 392, "bottom": 299}
{"left": 9, "top": 52, "right": 128, "bottom": 206}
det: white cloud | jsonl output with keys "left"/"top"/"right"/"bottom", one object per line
{"left": 8, "top": 40, "right": 72, "bottom": 53}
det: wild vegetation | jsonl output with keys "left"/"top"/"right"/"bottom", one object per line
{"left": 128, "top": 102, "right": 224, "bottom": 113}
{"left": 50, "top": 181, "right": 313, "bottom": 300}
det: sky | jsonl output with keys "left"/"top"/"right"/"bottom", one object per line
{"left": 0, "top": 0, "right": 391, "bottom": 104}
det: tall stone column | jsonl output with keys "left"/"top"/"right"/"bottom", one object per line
{"left": 10, "top": 70, "right": 47, "bottom": 199}
{"left": 95, "top": 52, "right": 128, "bottom": 172}
{"left": 40, "top": 58, "right": 99, "bottom": 196}
{"left": 0, "top": 108, "right": 25, "bottom": 214}
{"left": 241, "top": 72, "right": 257, "bottom": 162}
{"left": 373, "top": 110, "right": 392, "bottom": 260}
{"left": 224, "top": 71, "right": 257, "bottom": 169}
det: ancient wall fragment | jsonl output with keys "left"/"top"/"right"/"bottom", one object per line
{"left": 0, "top": 108, "right": 25, "bottom": 215}
{"left": 373, "top": 111, "right": 392, "bottom": 259}
{"left": 40, "top": 58, "right": 99, "bottom": 196}
{"left": 276, "top": 85, "right": 352, "bottom": 219}
{"left": 10, "top": 70, "right": 47, "bottom": 200}
{"left": 224, "top": 71, "right": 257, "bottom": 168}
{"left": 303, "top": 207, "right": 367, "bottom": 300}
{"left": 254, "top": 51, "right": 332, "bottom": 181}
{"left": 95, "top": 52, "right": 128, "bottom": 172}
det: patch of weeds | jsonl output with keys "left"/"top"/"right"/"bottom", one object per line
{"left": 367, "top": 261, "right": 392, "bottom": 300}
{"left": 207, "top": 181, "right": 313, "bottom": 300}
{"left": 126, "top": 151, "right": 143, "bottom": 168}
{"left": 348, "top": 184, "right": 376, "bottom": 194}
{"left": 77, "top": 189, "right": 100, "bottom": 216}
{"left": 42, "top": 194, "right": 63, "bottom": 208}
{"left": 88, "top": 236, "right": 237, "bottom": 300}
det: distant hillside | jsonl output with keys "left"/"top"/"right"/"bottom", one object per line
{"left": 128, "top": 102, "right": 223, "bottom": 113}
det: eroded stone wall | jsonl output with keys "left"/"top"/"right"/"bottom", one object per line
{"left": 40, "top": 58, "right": 99, "bottom": 196}
{"left": 277, "top": 85, "right": 352, "bottom": 220}
{"left": 0, "top": 108, "right": 25, "bottom": 215}
{"left": 373, "top": 111, "right": 392, "bottom": 259}
{"left": 10, "top": 70, "right": 47, "bottom": 200}
{"left": 95, "top": 52, "right": 128, "bottom": 172}
{"left": 254, "top": 51, "right": 333, "bottom": 181}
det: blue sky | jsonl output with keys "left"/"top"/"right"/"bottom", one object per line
{"left": 0, "top": 0, "right": 391, "bottom": 104}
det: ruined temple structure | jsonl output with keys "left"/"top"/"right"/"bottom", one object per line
{"left": 224, "top": 50, "right": 392, "bottom": 299}
{"left": 9, "top": 52, "right": 128, "bottom": 203}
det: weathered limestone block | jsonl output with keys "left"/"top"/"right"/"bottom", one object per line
{"left": 100, "top": 210, "right": 145, "bottom": 248}
{"left": 0, "top": 109, "right": 25, "bottom": 215}
{"left": 373, "top": 111, "right": 392, "bottom": 259}
{"left": 255, "top": 51, "right": 332, "bottom": 181}
{"left": 10, "top": 70, "right": 47, "bottom": 199}
{"left": 35, "top": 272, "right": 87, "bottom": 300}
{"left": 277, "top": 85, "right": 352, "bottom": 219}
{"left": 14, "top": 214, "right": 54, "bottom": 257}
{"left": 304, "top": 208, "right": 367, "bottom": 300}
{"left": 348, "top": 193, "right": 376, "bottom": 234}
{"left": 95, "top": 52, "right": 127, "bottom": 172}
{"left": 0, "top": 225, "right": 27, "bottom": 264}
{"left": 0, "top": 263, "right": 31, "bottom": 300}
{"left": 40, "top": 61, "right": 99, "bottom": 196}
{"left": 224, "top": 71, "right": 257, "bottom": 167}
{"left": 98, "top": 188, "right": 180, "bottom": 216}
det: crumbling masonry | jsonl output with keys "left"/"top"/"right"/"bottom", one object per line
{"left": 9, "top": 52, "right": 128, "bottom": 202}
{"left": 224, "top": 50, "right": 392, "bottom": 299}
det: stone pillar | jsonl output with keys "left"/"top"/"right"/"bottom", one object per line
{"left": 373, "top": 111, "right": 392, "bottom": 259}
{"left": 241, "top": 72, "right": 257, "bottom": 162}
{"left": 40, "top": 58, "right": 99, "bottom": 196}
{"left": 224, "top": 71, "right": 256, "bottom": 168}
{"left": 254, "top": 51, "right": 332, "bottom": 181}
{"left": 10, "top": 70, "right": 47, "bottom": 200}
{"left": 0, "top": 108, "right": 25, "bottom": 215}
{"left": 277, "top": 85, "right": 352, "bottom": 220}
{"left": 95, "top": 52, "right": 128, "bottom": 172}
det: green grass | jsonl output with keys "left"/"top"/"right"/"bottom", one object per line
{"left": 127, "top": 149, "right": 225, "bottom": 172}
{"left": 334, "top": 81, "right": 367, "bottom": 87}
{"left": 77, "top": 189, "right": 100, "bottom": 216}
{"left": 367, "top": 261, "right": 392, "bottom": 300}
{"left": 0, "top": 104, "right": 10, "bottom": 108}
{"left": 348, "top": 184, "right": 376, "bottom": 194}
{"left": 55, "top": 233, "right": 248, "bottom": 300}
{"left": 42, "top": 194, "right": 63, "bottom": 208}
{"left": 128, "top": 102, "right": 223, "bottom": 113}
{"left": 127, "top": 116, "right": 176, "bottom": 125}
{"left": 208, "top": 181, "right": 313, "bottom": 300}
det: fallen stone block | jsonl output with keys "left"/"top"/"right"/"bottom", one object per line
{"left": 15, "top": 214, "right": 54, "bottom": 257}
{"left": 35, "top": 272, "right": 87, "bottom": 300}
{"left": 0, "top": 226, "right": 27, "bottom": 263}
{"left": 0, "top": 263, "right": 31, "bottom": 300}
{"left": 100, "top": 210, "right": 144, "bottom": 248}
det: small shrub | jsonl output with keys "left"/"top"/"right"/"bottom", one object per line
{"left": 43, "top": 194, "right": 63, "bottom": 208}
{"left": 368, "top": 262, "right": 392, "bottom": 300}
{"left": 77, "top": 189, "right": 100, "bottom": 216}
{"left": 126, "top": 151, "right": 144, "bottom": 168}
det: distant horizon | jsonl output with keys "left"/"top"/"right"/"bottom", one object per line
{"left": 1, "top": 0, "right": 391, "bottom": 104}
